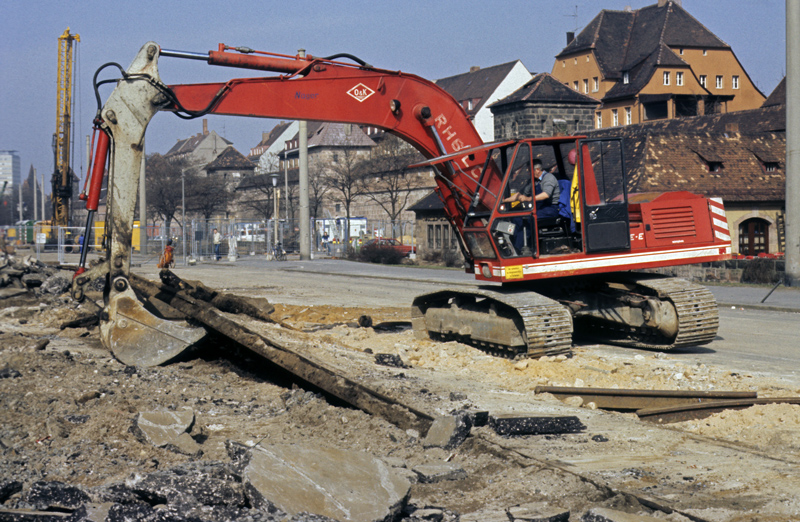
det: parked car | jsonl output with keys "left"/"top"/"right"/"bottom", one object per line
{"left": 363, "top": 237, "right": 413, "bottom": 257}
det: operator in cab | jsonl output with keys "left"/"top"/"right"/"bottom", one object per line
{"left": 532, "top": 159, "right": 560, "bottom": 219}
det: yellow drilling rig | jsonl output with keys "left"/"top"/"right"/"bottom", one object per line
{"left": 52, "top": 28, "right": 80, "bottom": 227}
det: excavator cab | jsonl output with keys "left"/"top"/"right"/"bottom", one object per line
{"left": 461, "top": 136, "right": 630, "bottom": 276}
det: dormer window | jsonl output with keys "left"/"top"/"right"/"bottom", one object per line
{"left": 707, "top": 161, "right": 723, "bottom": 173}
{"left": 764, "top": 162, "right": 779, "bottom": 172}
{"left": 623, "top": 72, "right": 629, "bottom": 84}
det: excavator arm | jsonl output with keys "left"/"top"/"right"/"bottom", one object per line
{"left": 74, "top": 42, "right": 489, "bottom": 357}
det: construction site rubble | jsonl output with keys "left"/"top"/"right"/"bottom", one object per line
{"left": 0, "top": 253, "right": 71, "bottom": 298}
{"left": 2, "top": 267, "right": 800, "bottom": 520}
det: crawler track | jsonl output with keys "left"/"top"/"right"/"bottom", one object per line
{"left": 609, "top": 276, "right": 719, "bottom": 350}
{"left": 411, "top": 287, "right": 573, "bottom": 358}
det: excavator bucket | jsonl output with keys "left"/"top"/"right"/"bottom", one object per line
{"left": 100, "top": 287, "right": 206, "bottom": 367}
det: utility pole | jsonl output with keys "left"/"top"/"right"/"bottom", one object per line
{"left": 139, "top": 146, "right": 147, "bottom": 255}
{"left": 40, "top": 171, "right": 45, "bottom": 221}
{"left": 298, "top": 49, "right": 311, "bottom": 260}
{"left": 786, "top": 1, "right": 800, "bottom": 286}
{"left": 33, "top": 168, "right": 38, "bottom": 222}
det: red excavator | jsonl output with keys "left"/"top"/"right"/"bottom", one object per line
{"left": 72, "top": 43, "right": 731, "bottom": 363}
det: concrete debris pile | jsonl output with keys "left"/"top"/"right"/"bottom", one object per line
{"left": 0, "top": 252, "right": 71, "bottom": 299}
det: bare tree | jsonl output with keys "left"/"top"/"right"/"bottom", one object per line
{"left": 188, "top": 175, "right": 232, "bottom": 220}
{"left": 321, "top": 144, "right": 369, "bottom": 244}
{"left": 146, "top": 154, "right": 193, "bottom": 231}
{"left": 360, "top": 135, "right": 425, "bottom": 240}
{"left": 237, "top": 174, "right": 277, "bottom": 223}
{"left": 309, "top": 163, "right": 329, "bottom": 220}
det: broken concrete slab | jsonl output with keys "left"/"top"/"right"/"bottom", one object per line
{"left": 0, "top": 480, "right": 22, "bottom": 503}
{"left": 460, "top": 508, "right": 515, "bottom": 522}
{"left": 422, "top": 413, "right": 472, "bottom": 449}
{"left": 0, "top": 287, "right": 27, "bottom": 299}
{"left": 581, "top": 507, "right": 664, "bottom": 522}
{"left": 508, "top": 501, "right": 570, "bottom": 521}
{"left": 490, "top": 413, "right": 586, "bottom": 436}
{"left": 22, "top": 481, "right": 90, "bottom": 511}
{"left": 244, "top": 443, "right": 410, "bottom": 522}
{"left": 132, "top": 408, "right": 198, "bottom": 453}
{"left": 411, "top": 463, "right": 467, "bottom": 483}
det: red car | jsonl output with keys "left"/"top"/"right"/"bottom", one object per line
{"left": 364, "top": 237, "right": 414, "bottom": 257}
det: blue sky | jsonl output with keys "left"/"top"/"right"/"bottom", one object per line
{"left": 0, "top": 0, "right": 786, "bottom": 191}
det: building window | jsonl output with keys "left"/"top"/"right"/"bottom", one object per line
{"left": 764, "top": 162, "right": 779, "bottom": 172}
{"left": 700, "top": 75, "right": 707, "bottom": 87}
{"left": 596, "top": 112, "right": 602, "bottom": 128}
{"left": 738, "top": 218, "right": 769, "bottom": 256}
{"left": 679, "top": 48, "right": 684, "bottom": 55}
{"left": 703, "top": 49, "right": 708, "bottom": 56}
{"left": 707, "top": 161, "right": 723, "bottom": 173}
{"left": 573, "top": 81, "right": 579, "bottom": 91}
{"left": 625, "top": 107, "right": 632, "bottom": 125}
{"left": 574, "top": 58, "right": 577, "bottom": 65}
{"left": 732, "top": 75, "right": 740, "bottom": 89}
{"left": 663, "top": 71, "right": 670, "bottom": 86}
{"left": 562, "top": 61, "right": 565, "bottom": 68}
{"left": 583, "top": 79, "right": 589, "bottom": 93}
{"left": 623, "top": 72, "right": 629, "bottom": 84}
{"left": 716, "top": 75, "right": 723, "bottom": 89}
{"left": 676, "top": 71, "right": 684, "bottom": 86}
{"left": 593, "top": 77, "right": 599, "bottom": 91}
{"left": 427, "top": 225, "right": 434, "bottom": 249}
{"left": 612, "top": 109, "right": 619, "bottom": 126}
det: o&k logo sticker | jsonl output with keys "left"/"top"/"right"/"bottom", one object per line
{"left": 347, "top": 83, "right": 375, "bottom": 102}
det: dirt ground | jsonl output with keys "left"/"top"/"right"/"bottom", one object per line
{"left": 2, "top": 274, "right": 800, "bottom": 520}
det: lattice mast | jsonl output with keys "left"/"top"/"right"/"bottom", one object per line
{"left": 52, "top": 28, "right": 80, "bottom": 226}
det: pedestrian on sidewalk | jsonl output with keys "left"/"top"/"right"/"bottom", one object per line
{"left": 157, "top": 238, "right": 175, "bottom": 269}
{"left": 213, "top": 228, "right": 222, "bottom": 261}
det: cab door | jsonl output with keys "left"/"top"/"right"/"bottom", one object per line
{"left": 578, "top": 138, "right": 630, "bottom": 253}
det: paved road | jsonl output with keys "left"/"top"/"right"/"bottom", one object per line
{"left": 133, "top": 256, "right": 800, "bottom": 382}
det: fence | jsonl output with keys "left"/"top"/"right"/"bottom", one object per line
{"left": 27, "top": 218, "right": 418, "bottom": 264}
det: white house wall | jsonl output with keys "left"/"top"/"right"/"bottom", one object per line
{"left": 257, "top": 121, "right": 300, "bottom": 172}
{"left": 472, "top": 61, "right": 532, "bottom": 142}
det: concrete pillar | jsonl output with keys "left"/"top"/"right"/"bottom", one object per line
{"left": 787, "top": 2, "right": 800, "bottom": 286}
{"left": 298, "top": 49, "right": 311, "bottom": 260}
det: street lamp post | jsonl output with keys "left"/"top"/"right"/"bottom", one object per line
{"left": 181, "top": 169, "right": 186, "bottom": 265}
{"left": 270, "top": 172, "right": 279, "bottom": 251}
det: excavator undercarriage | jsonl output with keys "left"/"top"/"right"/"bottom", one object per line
{"left": 411, "top": 273, "right": 718, "bottom": 358}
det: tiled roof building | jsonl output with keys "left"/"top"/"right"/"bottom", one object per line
{"left": 552, "top": 0, "right": 765, "bottom": 129}
{"left": 490, "top": 73, "right": 599, "bottom": 139}
{"left": 435, "top": 61, "right": 532, "bottom": 142}
{"left": 588, "top": 80, "right": 786, "bottom": 256}
{"left": 165, "top": 119, "right": 233, "bottom": 167}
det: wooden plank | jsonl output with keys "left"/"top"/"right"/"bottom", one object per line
{"left": 129, "top": 273, "right": 434, "bottom": 435}
{"left": 535, "top": 386, "right": 757, "bottom": 411}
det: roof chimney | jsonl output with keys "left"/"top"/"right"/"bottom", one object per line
{"left": 263, "top": 132, "right": 269, "bottom": 142}
{"left": 658, "top": 0, "right": 670, "bottom": 7}
{"left": 470, "top": 66, "right": 480, "bottom": 73}
{"left": 203, "top": 119, "right": 209, "bottom": 135}
{"left": 566, "top": 32, "right": 575, "bottom": 45}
